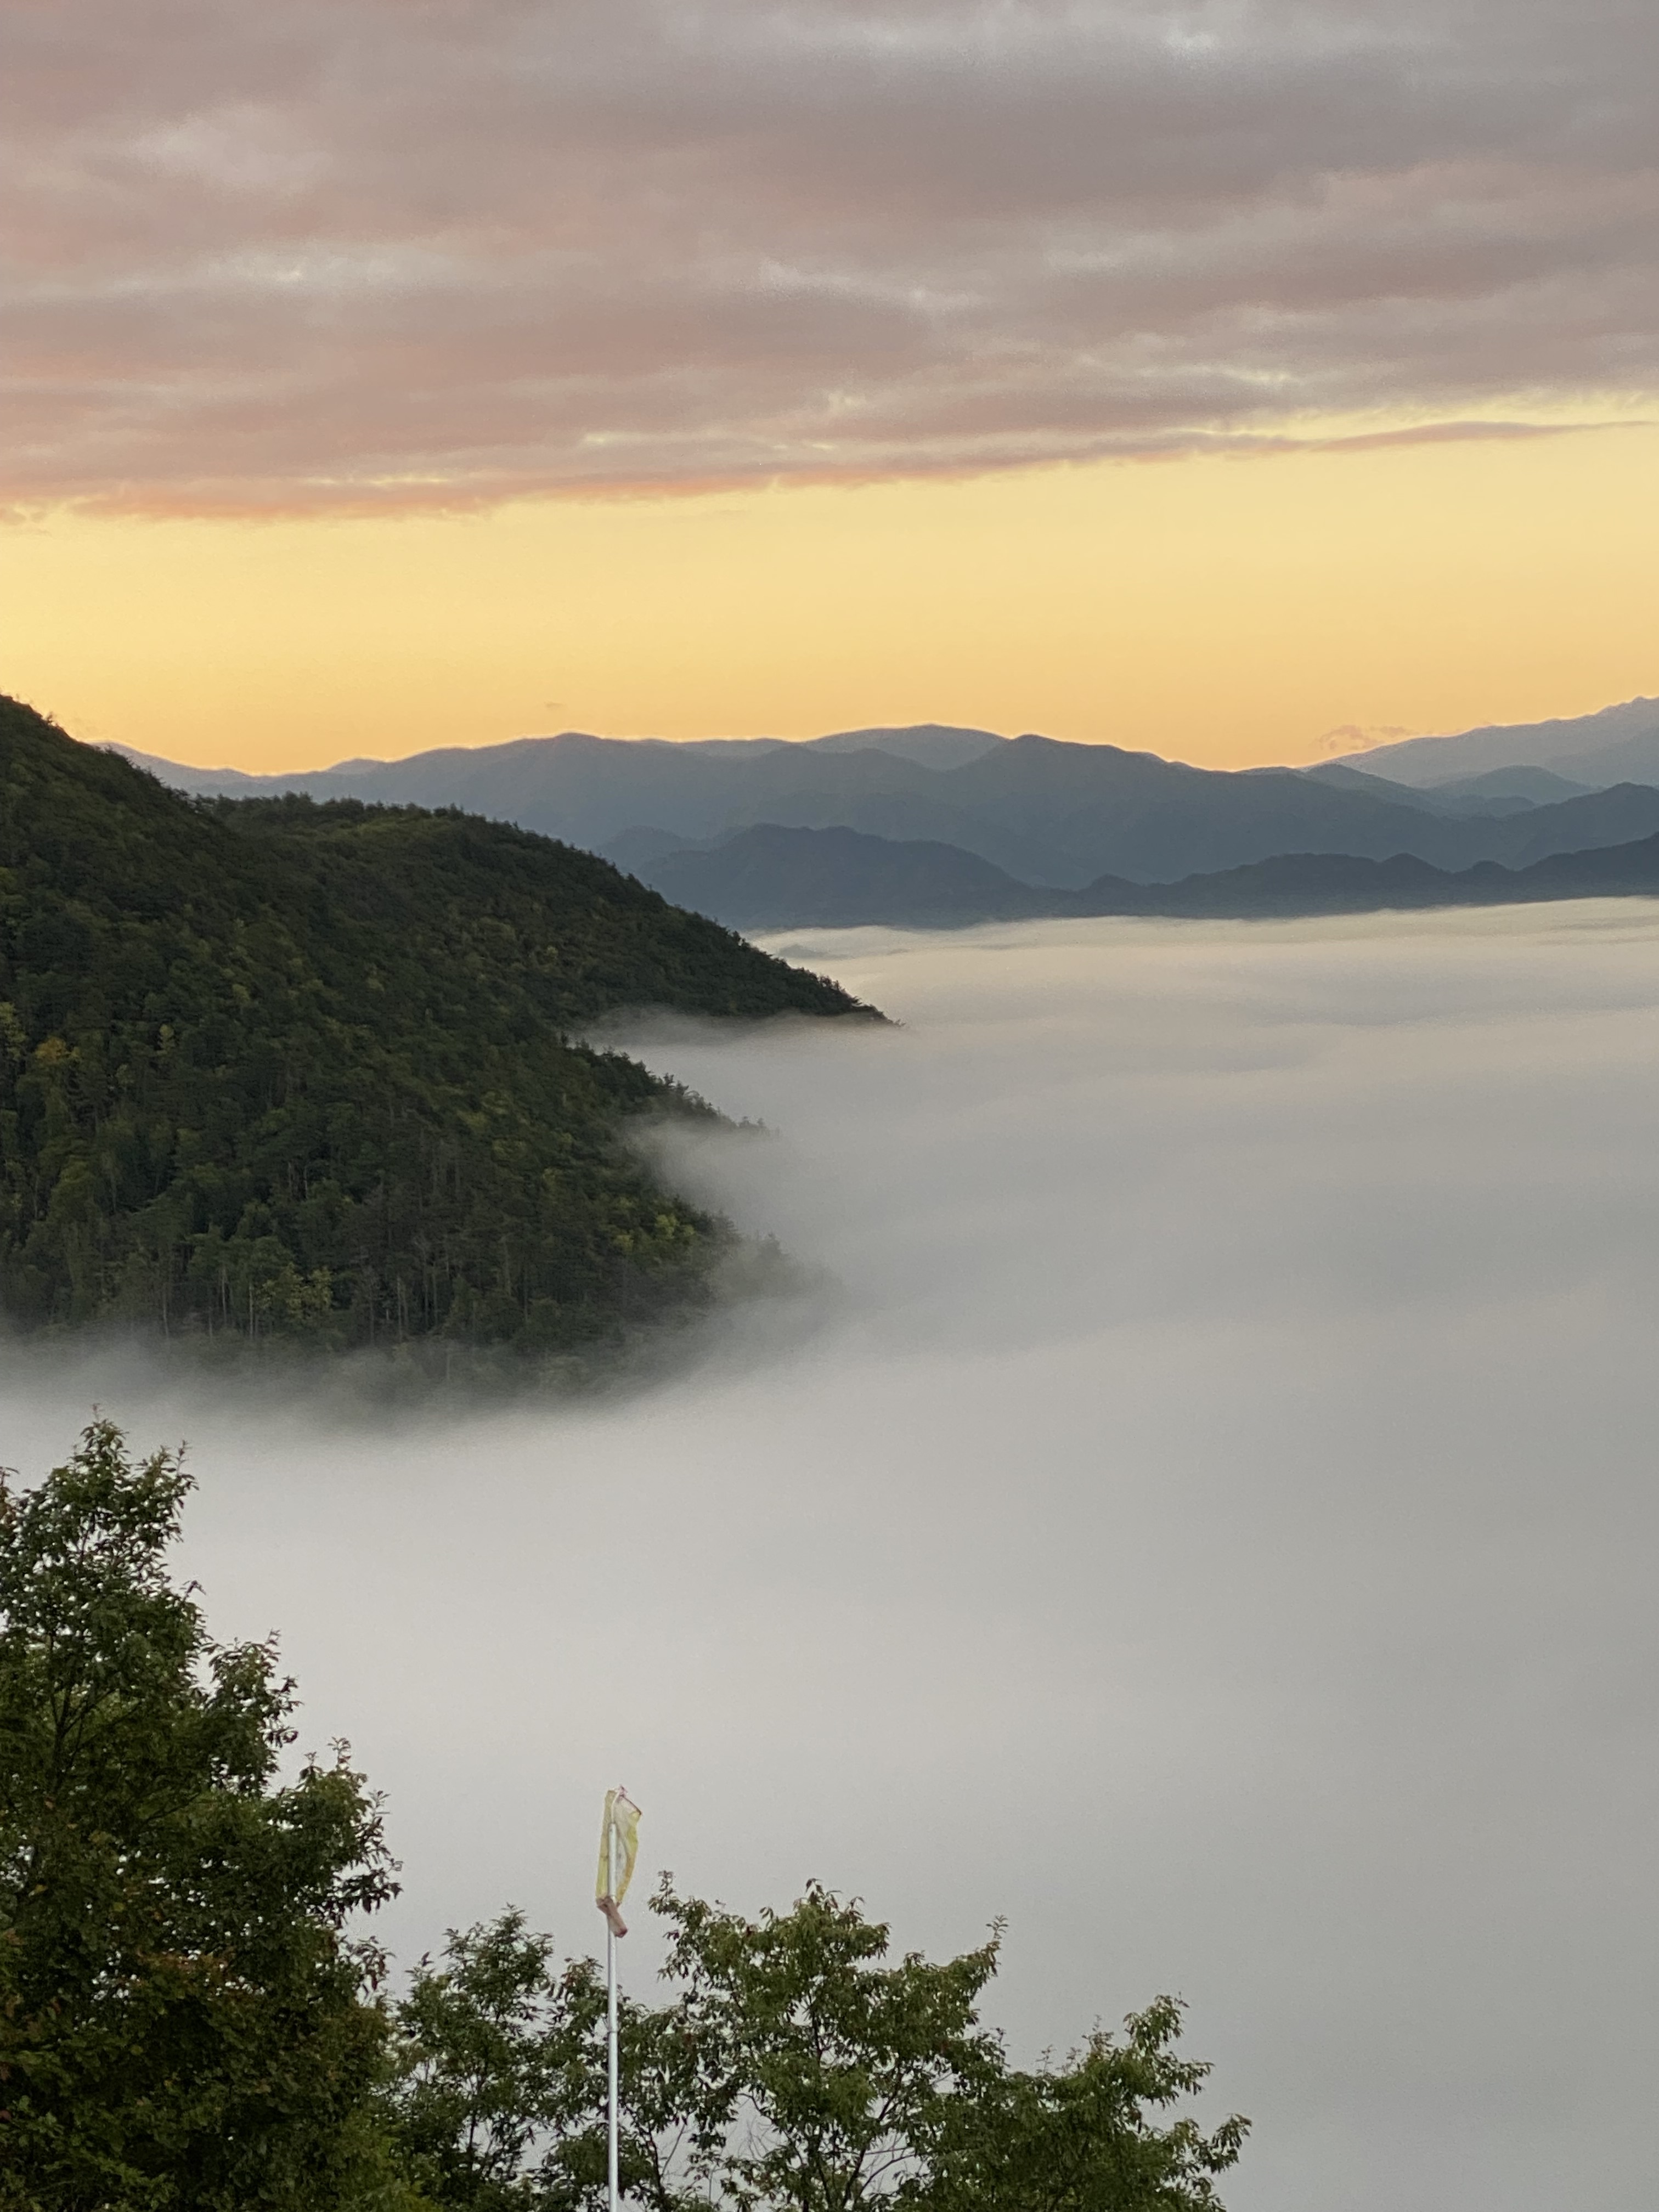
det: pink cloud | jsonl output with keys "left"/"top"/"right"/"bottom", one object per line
{"left": 4, "top": 0, "right": 1657, "bottom": 515}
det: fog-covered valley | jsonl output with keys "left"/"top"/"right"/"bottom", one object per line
{"left": 5, "top": 904, "right": 1658, "bottom": 2211}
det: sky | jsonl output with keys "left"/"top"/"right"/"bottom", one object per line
{"left": 5, "top": 905, "right": 1658, "bottom": 2210}
{"left": 5, "top": 0, "right": 1658, "bottom": 769}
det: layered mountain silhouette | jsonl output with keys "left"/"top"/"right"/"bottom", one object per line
{"left": 648, "top": 826, "right": 1060, "bottom": 928}
{"left": 1348, "top": 696, "right": 1659, "bottom": 788}
{"left": 644, "top": 821, "right": 1659, "bottom": 930}
{"left": 108, "top": 696, "right": 1659, "bottom": 896}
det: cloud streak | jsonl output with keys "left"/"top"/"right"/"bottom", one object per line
{"left": 5, "top": 0, "right": 1658, "bottom": 512}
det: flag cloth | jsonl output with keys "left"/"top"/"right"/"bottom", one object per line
{"left": 595, "top": 1787, "right": 641, "bottom": 1938}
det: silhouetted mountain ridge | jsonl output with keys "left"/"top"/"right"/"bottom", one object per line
{"left": 104, "top": 702, "right": 1659, "bottom": 891}
{"left": 641, "top": 820, "right": 1659, "bottom": 929}
{"left": 1350, "top": 697, "right": 1659, "bottom": 788}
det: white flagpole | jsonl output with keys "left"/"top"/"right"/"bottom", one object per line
{"left": 607, "top": 1811, "right": 619, "bottom": 2212}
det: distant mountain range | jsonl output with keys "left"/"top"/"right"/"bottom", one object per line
{"left": 637, "top": 821, "right": 1659, "bottom": 928}
{"left": 1348, "top": 696, "right": 1659, "bottom": 788}
{"left": 105, "top": 692, "right": 1659, "bottom": 930}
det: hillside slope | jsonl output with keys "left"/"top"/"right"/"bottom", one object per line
{"left": 0, "top": 698, "right": 866, "bottom": 1355}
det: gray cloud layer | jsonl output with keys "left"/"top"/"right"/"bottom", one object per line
{"left": 5, "top": 0, "right": 1657, "bottom": 511}
{"left": 5, "top": 904, "right": 1658, "bottom": 2207}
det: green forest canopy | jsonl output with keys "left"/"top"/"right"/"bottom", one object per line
{"left": 0, "top": 697, "right": 871, "bottom": 1356}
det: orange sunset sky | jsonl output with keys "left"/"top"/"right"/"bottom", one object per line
{"left": 7, "top": 1, "right": 1657, "bottom": 774}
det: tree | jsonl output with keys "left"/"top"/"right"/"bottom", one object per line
{"left": 384, "top": 1881, "right": 1001, "bottom": 2212}
{"left": 388, "top": 1887, "right": 1248, "bottom": 2212}
{"left": 0, "top": 1420, "right": 405, "bottom": 2207}
{"left": 386, "top": 1912, "right": 708, "bottom": 2212}
{"left": 390, "top": 1912, "right": 587, "bottom": 2209}
{"left": 654, "top": 1879, "right": 1004, "bottom": 2212}
{"left": 918, "top": 1998, "right": 1248, "bottom": 2211}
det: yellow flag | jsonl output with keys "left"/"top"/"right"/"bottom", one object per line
{"left": 595, "top": 1787, "right": 641, "bottom": 1938}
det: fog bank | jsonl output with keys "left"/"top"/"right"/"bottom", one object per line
{"left": 5, "top": 903, "right": 1659, "bottom": 2211}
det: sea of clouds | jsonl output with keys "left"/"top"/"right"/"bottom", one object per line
{"left": 5, "top": 904, "right": 1658, "bottom": 2210}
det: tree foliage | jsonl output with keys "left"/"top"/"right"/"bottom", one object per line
{"left": 654, "top": 1880, "right": 1003, "bottom": 2212}
{"left": 387, "top": 1885, "right": 1248, "bottom": 2212}
{"left": 0, "top": 1421, "right": 401, "bottom": 2207}
{"left": 921, "top": 2001, "right": 1249, "bottom": 2211}
{"left": 390, "top": 1913, "right": 575, "bottom": 2208}
{"left": 0, "top": 697, "right": 869, "bottom": 1355}
{"left": 386, "top": 1914, "right": 703, "bottom": 2212}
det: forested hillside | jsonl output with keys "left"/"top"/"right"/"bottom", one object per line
{"left": 0, "top": 698, "right": 866, "bottom": 1356}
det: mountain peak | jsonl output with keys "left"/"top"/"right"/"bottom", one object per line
{"left": 1345, "top": 695, "right": 1659, "bottom": 787}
